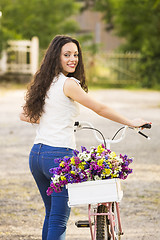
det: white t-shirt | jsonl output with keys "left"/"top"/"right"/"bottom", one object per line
{"left": 34, "top": 72, "right": 80, "bottom": 149}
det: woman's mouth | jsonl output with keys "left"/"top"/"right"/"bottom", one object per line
{"left": 67, "top": 64, "right": 76, "bottom": 68}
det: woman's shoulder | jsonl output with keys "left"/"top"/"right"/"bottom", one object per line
{"left": 59, "top": 72, "right": 80, "bottom": 84}
{"left": 68, "top": 76, "right": 80, "bottom": 85}
{"left": 54, "top": 73, "right": 81, "bottom": 88}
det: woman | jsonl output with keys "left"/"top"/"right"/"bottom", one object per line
{"left": 20, "top": 35, "right": 150, "bottom": 240}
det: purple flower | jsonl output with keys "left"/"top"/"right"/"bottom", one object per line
{"left": 106, "top": 149, "right": 111, "bottom": 154}
{"left": 81, "top": 146, "right": 87, "bottom": 152}
{"left": 46, "top": 187, "right": 53, "bottom": 196}
{"left": 54, "top": 158, "right": 62, "bottom": 163}
{"left": 49, "top": 168, "right": 56, "bottom": 174}
{"left": 73, "top": 149, "right": 79, "bottom": 156}
{"left": 105, "top": 155, "right": 109, "bottom": 160}
{"left": 64, "top": 166, "right": 70, "bottom": 172}
{"left": 74, "top": 157, "right": 80, "bottom": 166}
{"left": 63, "top": 156, "right": 71, "bottom": 162}
{"left": 84, "top": 162, "right": 90, "bottom": 169}
{"left": 91, "top": 153, "right": 96, "bottom": 159}
{"left": 103, "top": 162, "right": 109, "bottom": 168}
{"left": 71, "top": 165, "right": 77, "bottom": 171}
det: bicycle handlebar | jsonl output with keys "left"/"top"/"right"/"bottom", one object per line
{"left": 140, "top": 123, "right": 152, "bottom": 129}
{"left": 74, "top": 121, "right": 151, "bottom": 149}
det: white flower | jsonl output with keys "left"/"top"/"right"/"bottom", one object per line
{"left": 116, "top": 156, "right": 123, "bottom": 163}
{"left": 90, "top": 146, "right": 96, "bottom": 152}
{"left": 87, "top": 176, "right": 92, "bottom": 181}
{"left": 51, "top": 175, "right": 59, "bottom": 183}
{"left": 118, "top": 166, "right": 122, "bottom": 171}
{"left": 94, "top": 175, "right": 102, "bottom": 181}
{"left": 78, "top": 152, "right": 91, "bottom": 161}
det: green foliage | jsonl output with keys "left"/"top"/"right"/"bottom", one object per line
{"left": 95, "top": 0, "right": 160, "bottom": 88}
{"left": 0, "top": 0, "right": 80, "bottom": 49}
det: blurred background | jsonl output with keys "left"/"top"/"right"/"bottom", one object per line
{"left": 0, "top": 0, "right": 160, "bottom": 239}
{"left": 0, "top": 0, "right": 160, "bottom": 89}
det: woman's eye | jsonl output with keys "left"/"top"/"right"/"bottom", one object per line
{"left": 64, "top": 54, "right": 70, "bottom": 57}
{"left": 64, "top": 53, "right": 79, "bottom": 58}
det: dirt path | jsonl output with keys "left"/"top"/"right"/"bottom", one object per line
{"left": 0, "top": 88, "right": 160, "bottom": 240}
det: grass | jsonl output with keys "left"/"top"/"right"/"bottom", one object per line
{"left": 86, "top": 61, "right": 160, "bottom": 91}
{"left": 0, "top": 81, "right": 27, "bottom": 97}
{"left": 88, "top": 80, "right": 160, "bottom": 91}
{"left": 0, "top": 77, "right": 160, "bottom": 93}
{"left": 0, "top": 81, "right": 27, "bottom": 90}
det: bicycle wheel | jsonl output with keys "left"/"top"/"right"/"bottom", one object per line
{"left": 96, "top": 204, "right": 111, "bottom": 240}
{"left": 112, "top": 202, "right": 121, "bottom": 240}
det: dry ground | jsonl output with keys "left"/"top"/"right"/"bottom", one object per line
{"left": 0, "top": 88, "right": 160, "bottom": 240}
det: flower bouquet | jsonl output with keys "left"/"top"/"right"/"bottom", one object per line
{"left": 47, "top": 144, "right": 133, "bottom": 196}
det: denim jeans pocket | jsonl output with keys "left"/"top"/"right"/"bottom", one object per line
{"left": 40, "top": 149, "right": 73, "bottom": 179}
{"left": 41, "top": 155, "right": 57, "bottom": 179}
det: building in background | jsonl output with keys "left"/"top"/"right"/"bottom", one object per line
{"left": 76, "top": 8, "right": 124, "bottom": 52}
{"left": 0, "top": 37, "right": 39, "bottom": 82}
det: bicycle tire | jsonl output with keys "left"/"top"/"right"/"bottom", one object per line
{"left": 96, "top": 204, "right": 111, "bottom": 240}
{"left": 112, "top": 203, "right": 121, "bottom": 240}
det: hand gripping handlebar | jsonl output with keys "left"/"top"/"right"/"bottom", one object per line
{"left": 74, "top": 121, "right": 151, "bottom": 149}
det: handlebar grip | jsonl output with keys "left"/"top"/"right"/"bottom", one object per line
{"left": 141, "top": 124, "right": 151, "bottom": 129}
{"left": 74, "top": 121, "right": 80, "bottom": 126}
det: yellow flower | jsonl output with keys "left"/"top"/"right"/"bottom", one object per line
{"left": 78, "top": 163, "right": 85, "bottom": 170}
{"left": 107, "top": 161, "right": 112, "bottom": 168}
{"left": 60, "top": 176, "right": 66, "bottom": 181}
{"left": 97, "top": 159, "right": 104, "bottom": 166}
{"left": 111, "top": 173, "right": 118, "bottom": 178}
{"left": 105, "top": 168, "right": 111, "bottom": 175}
{"left": 70, "top": 171, "right": 76, "bottom": 175}
{"left": 59, "top": 161, "right": 65, "bottom": 167}
{"left": 110, "top": 151, "right": 116, "bottom": 159}
{"left": 82, "top": 161, "right": 86, "bottom": 165}
{"left": 97, "top": 145, "right": 105, "bottom": 154}
{"left": 70, "top": 157, "right": 75, "bottom": 165}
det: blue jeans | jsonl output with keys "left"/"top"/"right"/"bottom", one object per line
{"left": 29, "top": 144, "right": 73, "bottom": 240}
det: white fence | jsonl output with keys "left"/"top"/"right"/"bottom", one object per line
{"left": 0, "top": 37, "right": 39, "bottom": 75}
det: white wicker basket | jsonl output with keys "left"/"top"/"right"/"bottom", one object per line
{"left": 68, "top": 178, "right": 123, "bottom": 207}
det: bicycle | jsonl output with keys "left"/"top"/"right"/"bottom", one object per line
{"left": 67, "top": 121, "right": 151, "bottom": 240}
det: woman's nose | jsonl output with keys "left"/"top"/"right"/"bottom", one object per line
{"left": 70, "top": 55, "right": 76, "bottom": 61}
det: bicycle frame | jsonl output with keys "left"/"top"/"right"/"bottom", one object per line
{"left": 88, "top": 202, "right": 123, "bottom": 240}
{"left": 73, "top": 121, "right": 151, "bottom": 240}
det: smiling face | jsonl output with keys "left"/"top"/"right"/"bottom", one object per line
{"left": 60, "top": 42, "right": 79, "bottom": 76}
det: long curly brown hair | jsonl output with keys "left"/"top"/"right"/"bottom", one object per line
{"left": 23, "top": 35, "right": 88, "bottom": 122}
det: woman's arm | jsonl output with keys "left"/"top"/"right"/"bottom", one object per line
{"left": 64, "top": 79, "right": 150, "bottom": 128}
{"left": 20, "top": 111, "right": 40, "bottom": 124}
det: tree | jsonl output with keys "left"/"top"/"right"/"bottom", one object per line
{"left": 0, "top": 0, "right": 80, "bottom": 50}
{"left": 95, "top": 0, "right": 160, "bottom": 88}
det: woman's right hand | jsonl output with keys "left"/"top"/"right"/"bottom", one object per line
{"left": 129, "top": 119, "right": 152, "bottom": 128}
